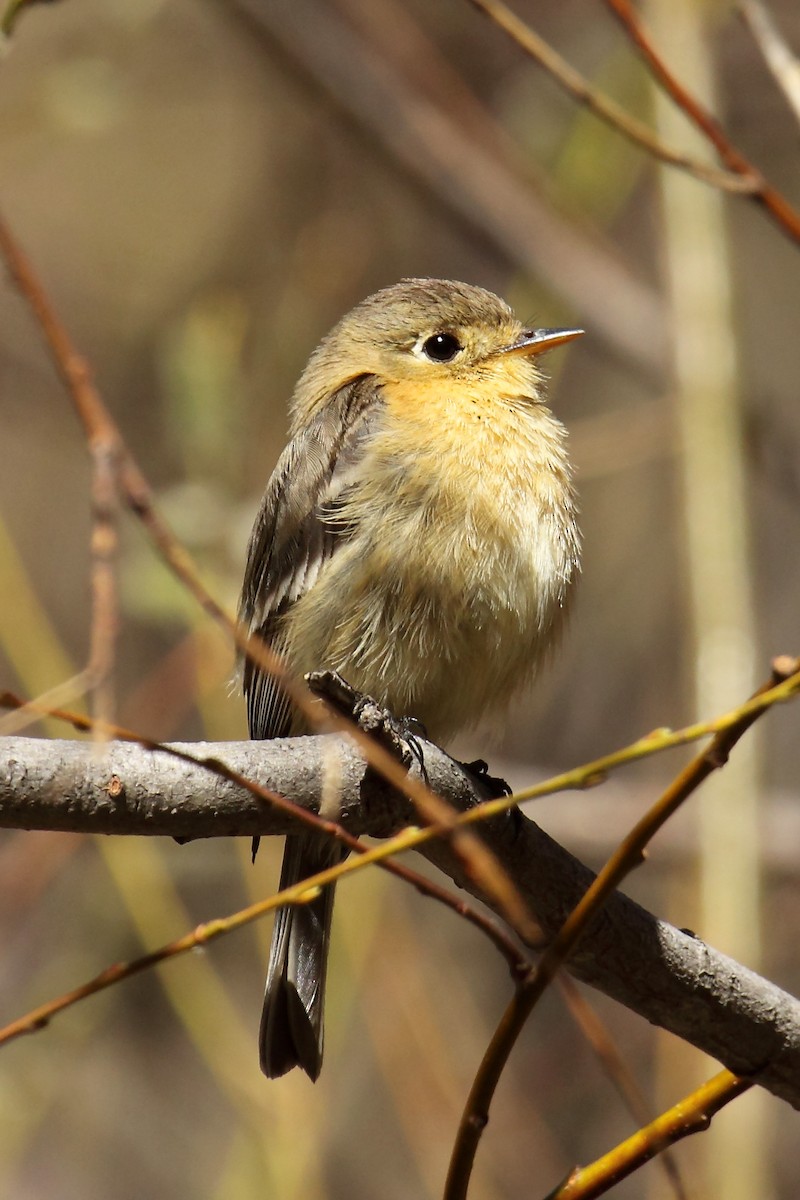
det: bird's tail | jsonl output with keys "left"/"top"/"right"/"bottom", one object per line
{"left": 259, "top": 833, "right": 344, "bottom": 1080}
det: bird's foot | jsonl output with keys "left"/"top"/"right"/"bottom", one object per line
{"left": 457, "top": 758, "right": 522, "bottom": 837}
{"left": 459, "top": 758, "right": 512, "bottom": 799}
{"left": 306, "top": 670, "right": 427, "bottom": 775}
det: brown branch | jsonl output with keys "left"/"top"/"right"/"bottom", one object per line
{"left": 0, "top": 214, "right": 306, "bottom": 725}
{"left": 0, "top": 838, "right": 521, "bottom": 1051}
{"left": 0, "top": 213, "right": 120, "bottom": 727}
{"left": 0, "top": 848, "right": 390, "bottom": 1049}
{"left": 229, "top": 0, "right": 669, "bottom": 373}
{"left": 602, "top": 0, "right": 800, "bottom": 244}
{"left": 443, "top": 656, "right": 799, "bottom": 1200}
{"left": 550, "top": 1070, "right": 750, "bottom": 1200}
{"left": 86, "top": 440, "right": 119, "bottom": 730}
{"left": 467, "top": 0, "right": 756, "bottom": 192}
{"left": 467, "top": 0, "right": 800, "bottom": 245}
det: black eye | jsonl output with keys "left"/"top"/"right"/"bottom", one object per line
{"left": 422, "top": 332, "right": 462, "bottom": 363}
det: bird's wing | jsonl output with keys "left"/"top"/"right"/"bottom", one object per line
{"left": 239, "top": 375, "right": 384, "bottom": 740}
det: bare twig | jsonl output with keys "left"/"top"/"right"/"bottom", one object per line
{"left": 443, "top": 656, "right": 799, "bottom": 1200}
{"left": 0, "top": 213, "right": 120, "bottom": 728}
{"left": 228, "top": 0, "right": 668, "bottom": 372}
{"left": 86, "top": 440, "right": 119, "bottom": 731}
{"left": 0, "top": 846, "right": 405, "bottom": 1049}
{"left": 467, "top": 0, "right": 756, "bottom": 192}
{"left": 602, "top": 0, "right": 800, "bottom": 244}
{"left": 550, "top": 1070, "right": 750, "bottom": 1200}
{"left": 0, "top": 215, "right": 308, "bottom": 726}
{"left": 1, "top": 728, "right": 799, "bottom": 1105}
{"left": 0, "top": 670, "right": 92, "bottom": 736}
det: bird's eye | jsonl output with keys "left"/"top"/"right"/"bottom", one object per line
{"left": 421, "top": 332, "right": 462, "bottom": 363}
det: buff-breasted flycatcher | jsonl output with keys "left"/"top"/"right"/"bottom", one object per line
{"left": 239, "top": 278, "right": 582, "bottom": 1080}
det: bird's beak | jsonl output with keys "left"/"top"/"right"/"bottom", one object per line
{"left": 500, "top": 328, "right": 584, "bottom": 357}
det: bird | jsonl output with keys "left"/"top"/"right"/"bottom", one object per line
{"left": 238, "top": 278, "right": 582, "bottom": 1080}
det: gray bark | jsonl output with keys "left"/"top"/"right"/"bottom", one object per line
{"left": 2, "top": 733, "right": 799, "bottom": 1107}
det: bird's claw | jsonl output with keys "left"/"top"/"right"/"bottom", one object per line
{"left": 458, "top": 758, "right": 522, "bottom": 837}
{"left": 459, "top": 758, "right": 512, "bottom": 799}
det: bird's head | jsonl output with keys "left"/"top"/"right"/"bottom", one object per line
{"left": 291, "top": 279, "right": 582, "bottom": 426}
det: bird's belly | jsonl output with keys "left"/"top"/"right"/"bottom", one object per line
{"left": 287, "top": 418, "right": 577, "bottom": 740}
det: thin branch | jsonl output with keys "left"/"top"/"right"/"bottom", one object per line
{"left": 0, "top": 670, "right": 92, "bottom": 736}
{"left": 7, "top": 699, "right": 688, "bottom": 1193}
{"left": 443, "top": 656, "right": 799, "bottom": 1200}
{"left": 550, "top": 1070, "right": 750, "bottom": 1200}
{"left": 0, "top": 843, "right": 415, "bottom": 1049}
{"left": 0, "top": 752, "right": 529, "bottom": 1047}
{"left": 471, "top": 654, "right": 800, "bottom": 819}
{"left": 0, "top": 214, "right": 346, "bottom": 730}
{"left": 467, "top": 0, "right": 756, "bottom": 192}
{"left": 602, "top": 0, "right": 800, "bottom": 244}
{"left": 228, "top": 0, "right": 669, "bottom": 373}
{"left": 0, "top": 213, "right": 120, "bottom": 727}
{"left": 86, "top": 440, "right": 119, "bottom": 730}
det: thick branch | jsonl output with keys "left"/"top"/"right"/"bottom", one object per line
{"left": 2, "top": 734, "right": 800, "bottom": 1109}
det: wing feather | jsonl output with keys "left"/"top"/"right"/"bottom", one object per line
{"left": 239, "top": 376, "right": 384, "bottom": 740}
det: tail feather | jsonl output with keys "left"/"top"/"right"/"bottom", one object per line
{"left": 259, "top": 834, "right": 344, "bottom": 1080}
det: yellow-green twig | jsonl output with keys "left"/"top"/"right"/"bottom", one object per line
{"left": 549, "top": 1070, "right": 749, "bottom": 1200}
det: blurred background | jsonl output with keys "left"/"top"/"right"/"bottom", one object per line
{"left": 0, "top": 0, "right": 799, "bottom": 1196}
